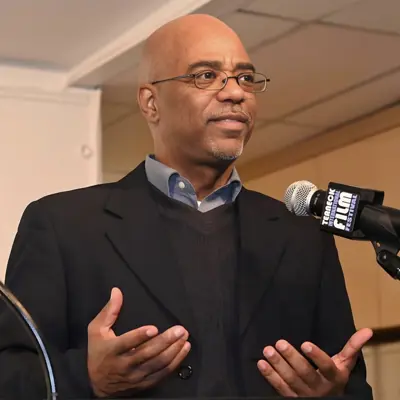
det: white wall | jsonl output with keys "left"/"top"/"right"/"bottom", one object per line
{"left": 0, "top": 67, "right": 101, "bottom": 279}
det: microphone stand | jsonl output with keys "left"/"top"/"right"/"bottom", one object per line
{"left": 0, "top": 280, "right": 57, "bottom": 400}
{"left": 372, "top": 241, "right": 400, "bottom": 280}
{"left": 331, "top": 189, "right": 400, "bottom": 281}
{"left": 360, "top": 204, "right": 400, "bottom": 280}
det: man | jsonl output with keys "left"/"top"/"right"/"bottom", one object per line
{"left": 0, "top": 14, "right": 373, "bottom": 399}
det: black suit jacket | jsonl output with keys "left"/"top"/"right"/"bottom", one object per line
{"left": 0, "top": 162, "right": 372, "bottom": 399}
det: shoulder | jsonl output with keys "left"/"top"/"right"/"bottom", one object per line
{"left": 241, "top": 187, "right": 320, "bottom": 229}
{"left": 20, "top": 163, "right": 147, "bottom": 227}
{"left": 17, "top": 182, "right": 116, "bottom": 232}
{"left": 25, "top": 162, "right": 146, "bottom": 216}
{"left": 36, "top": 181, "right": 114, "bottom": 211}
{"left": 241, "top": 187, "right": 338, "bottom": 263}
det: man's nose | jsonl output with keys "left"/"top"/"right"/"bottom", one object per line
{"left": 217, "top": 77, "right": 245, "bottom": 103}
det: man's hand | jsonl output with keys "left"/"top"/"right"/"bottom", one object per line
{"left": 257, "top": 328, "right": 373, "bottom": 397}
{"left": 87, "top": 288, "right": 191, "bottom": 398}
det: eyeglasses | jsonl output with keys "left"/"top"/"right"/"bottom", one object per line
{"left": 151, "top": 70, "right": 270, "bottom": 93}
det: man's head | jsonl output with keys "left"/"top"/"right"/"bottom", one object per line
{"left": 137, "top": 14, "right": 264, "bottom": 167}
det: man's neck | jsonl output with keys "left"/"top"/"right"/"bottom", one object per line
{"left": 154, "top": 155, "right": 235, "bottom": 200}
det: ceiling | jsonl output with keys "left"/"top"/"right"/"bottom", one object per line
{"left": 101, "top": 0, "right": 400, "bottom": 178}
{"left": 0, "top": 0, "right": 212, "bottom": 87}
{"left": 0, "top": 0, "right": 172, "bottom": 70}
{"left": 1, "top": 0, "right": 399, "bottom": 178}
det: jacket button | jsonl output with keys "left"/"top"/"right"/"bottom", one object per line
{"left": 178, "top": 365, "right": 193, "bottom": 380}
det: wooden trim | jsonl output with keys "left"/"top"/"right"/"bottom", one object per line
{"left": 239, "top": 102, "right": 400, "bottom": 182}
{"left": 367, "top": 325, "right": 400, "bottom": 346}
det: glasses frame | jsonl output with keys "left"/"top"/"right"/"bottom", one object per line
{"left": 151, "top": 70, "right": 270, "bottom": 93}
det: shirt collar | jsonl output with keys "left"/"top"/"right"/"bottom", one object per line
{"left": 144, "top": 154, "right": 242, "bottom": 200}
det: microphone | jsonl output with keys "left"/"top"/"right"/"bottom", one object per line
{"left": 284, "top": 180, "right": 400, "bottom": 280}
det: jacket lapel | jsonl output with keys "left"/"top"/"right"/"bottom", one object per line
{"left": 236, "top": 188, "right": 289, "bottom": 336}
{"left": 103, "top": 163, "right": 198, "bottom": 339}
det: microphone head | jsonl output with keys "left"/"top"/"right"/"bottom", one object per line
{"left": 284, "top": 180, "right": 318, "bottom": 216}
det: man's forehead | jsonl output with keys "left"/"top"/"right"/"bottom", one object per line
{"left": 178, "top": 45, "right": 251, "bottom": 70}
{"left": 162, "top": 24, "right": 251, "bottom": 73}
{"left": 140, "top": 15, "right": 251, "bottom": 80}
{"left": 182, "top": 33, "right": 248, "bottom": 55}
{"left": 185, "top": 59, "right": 256, "bottom": 73}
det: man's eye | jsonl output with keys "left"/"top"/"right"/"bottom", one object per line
{"left": 197, "top": 71, "right": 217, "bottom": 80}
{"left": 240, "top": 74, "right": 255, "bottom": 83}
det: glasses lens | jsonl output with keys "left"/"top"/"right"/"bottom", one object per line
{"left": 238, "top": 73, "right": 267, "bottom": 92}
{"left": 195, "top": 70, "right": 226, "bottom": 90}
{"left": 194, "top": 70, "right": 268, "bottom": 92}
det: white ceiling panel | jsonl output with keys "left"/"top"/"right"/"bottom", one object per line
{"left": 250, "top": 24, "right": 400, "bottom": 120}
{"left": 220, "top": 11, "right": 298, "bottom": 51}
{"left": 0, "top": 0, "right": 168, "bottom": 69}
{"left": 324, "top": 0, "right": 400, "bottom": 35}
{"left": 194, "top": 0, "right": 250, "bottom": 18}
{"left": 237, "top": 122, "right": 320, "bottom": 165}
{"left": 286, "top": 69, "right": 400, "bottom": 128}
{"left": 245, "top": 0, "right": 360, "bottom": 22}
{"left": 103, "top": 63, "right": 139, "bottom": 85}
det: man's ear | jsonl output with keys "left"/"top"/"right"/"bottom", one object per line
{"left": 137, "top": 85, "right": 159, "bottom": 123}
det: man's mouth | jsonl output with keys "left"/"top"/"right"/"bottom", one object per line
{"left": 210, "top": 120, "right": 246, "bottom": 130}
{"left": 209, "top": 113, "right": 249, "bottom": 130}
{"left": 209, "top": 113, "right": 249, "bottom": 124}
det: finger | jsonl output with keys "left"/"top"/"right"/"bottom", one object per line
{"left": 301, "top": 342, "right": 341, "bottom": 382}
{"left": 257, "top": 360, "right": 297, "bottom": 397}
{"left": 135, "top": 341, "right": 191, "bottom": 390}
{"left": 89, "top": 288, "right": 123, "bottom": 333}
{"left": 130, "top": 338, "right": 190, "bottom": 382}
{"left": 275, "top": 340, "right": 323, "bottom": 389}
{"left": 114, "top": 325, "right": 159, "bottom": 354}
{"left": 126, "top": 326, "right": 188, "bottom": 365}
{"left": 262, "top": 345, "right": 311, "bottom": 395}
{"left": 337, "top": 328, "right": 373, "bottom": 368}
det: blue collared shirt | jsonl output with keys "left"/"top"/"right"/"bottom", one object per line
{"left": 145, "top": 155, "right": 242, "bottom": 212}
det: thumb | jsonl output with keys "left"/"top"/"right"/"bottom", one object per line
{"left": 94, "top": 287, "right": 123, "bottom": 330}
{"left": 336, "top": 328, "right": 373, "bottom": 370}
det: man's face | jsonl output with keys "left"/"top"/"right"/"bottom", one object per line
{"left": 154, "top": 33, "right": 258, "bottom": 165}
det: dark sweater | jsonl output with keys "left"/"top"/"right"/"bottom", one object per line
{"left": 150, "top": 185, "right": 241, "bottom": 397}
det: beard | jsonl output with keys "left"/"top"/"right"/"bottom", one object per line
{"left": 209, "top": 139, "right": 244, "bottom": 161}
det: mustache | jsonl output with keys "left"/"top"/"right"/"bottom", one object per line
{"left": 207, "top": 107, "right": 252, "bottom": 124}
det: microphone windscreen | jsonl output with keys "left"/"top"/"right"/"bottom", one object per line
{"left": 284, "top": 180, "right": 317, "bottom": 216}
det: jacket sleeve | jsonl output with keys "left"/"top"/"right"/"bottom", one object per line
{"left": 312, "top": 232, "right": 373, "bottom": 399}
{"left": 0, "top": 200, "right": 93, "bottom": 399}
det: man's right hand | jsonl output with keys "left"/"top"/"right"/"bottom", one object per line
{"left": 87, "top": 287, "right": 191, "bottom": 398}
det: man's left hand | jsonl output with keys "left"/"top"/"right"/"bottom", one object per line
{"left": 257, "top": 328, "right": 373, "bottom": 397}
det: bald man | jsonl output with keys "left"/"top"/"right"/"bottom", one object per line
{"left": 0, "top": 14, "right": 372, "bottom": 400}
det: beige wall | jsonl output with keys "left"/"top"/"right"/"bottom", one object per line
{"left": 243, "top": 124, "right": 400, "bottom": 400}
{"left": 244, "top": 125, "right": 400, "bottom": 331}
